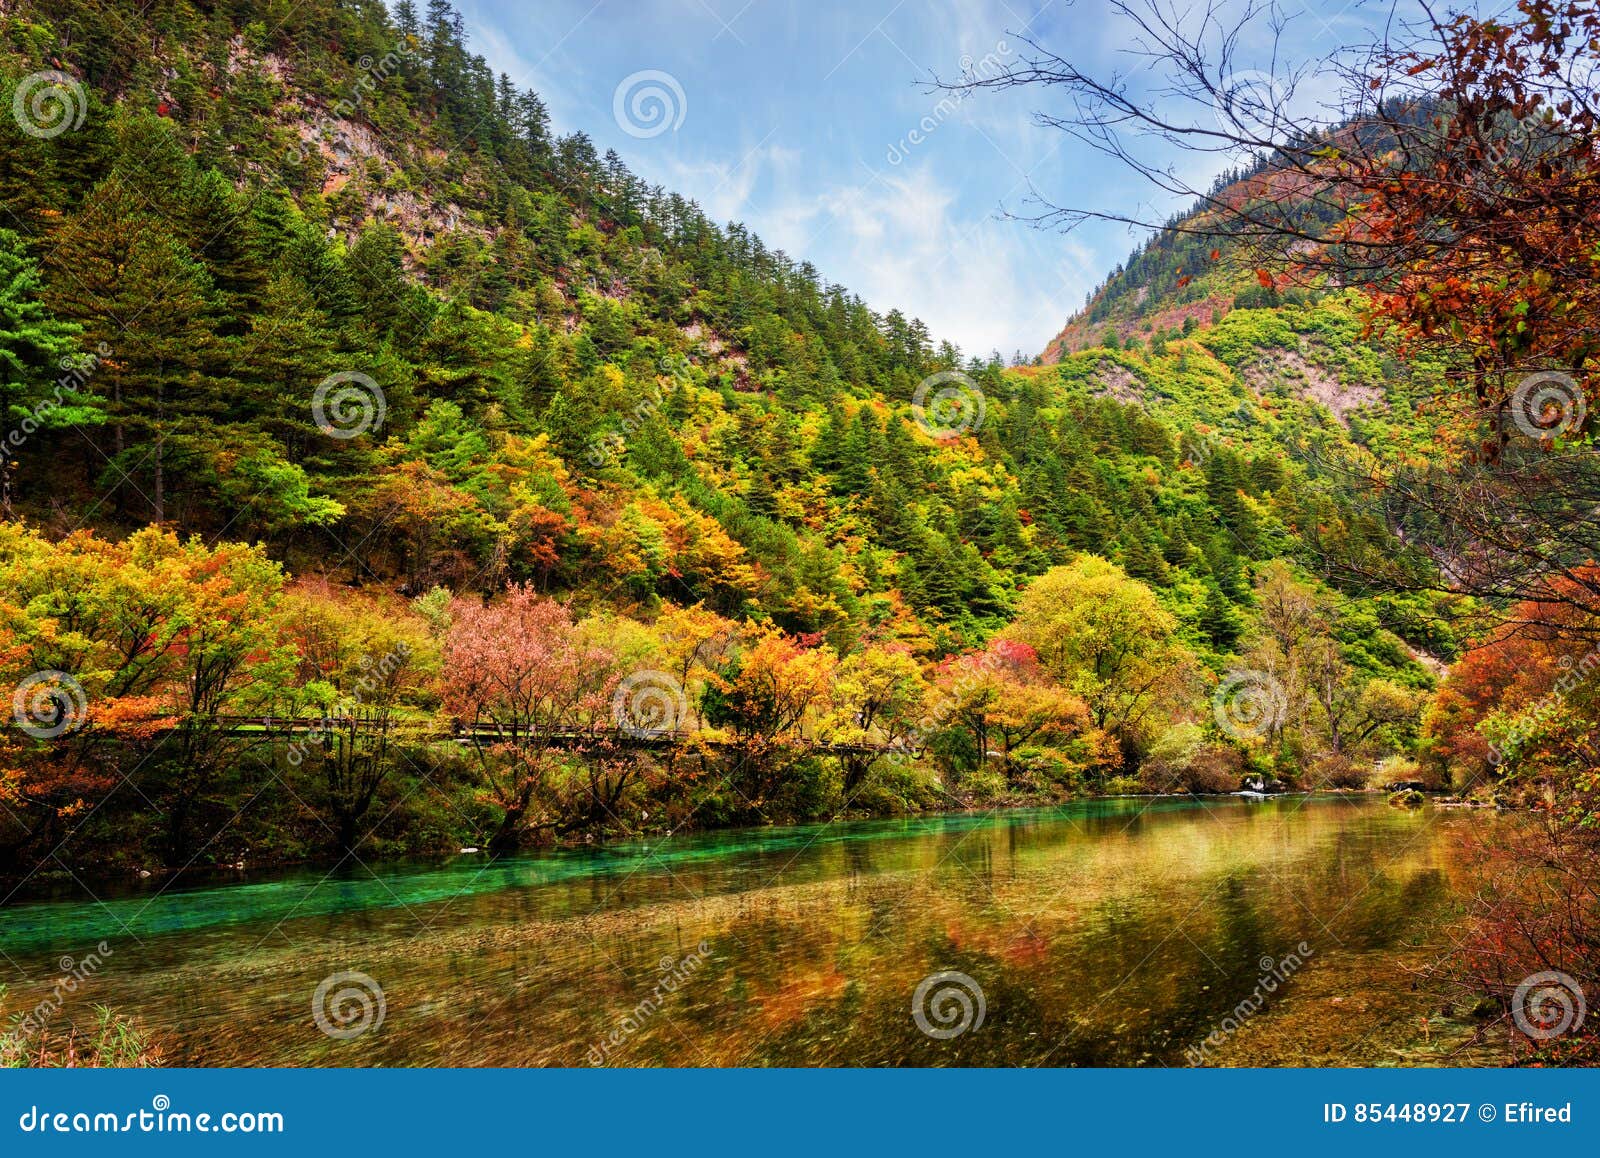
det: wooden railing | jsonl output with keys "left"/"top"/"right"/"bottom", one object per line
{"left": 191, "top": 715, "right": 919, "bottom": 758}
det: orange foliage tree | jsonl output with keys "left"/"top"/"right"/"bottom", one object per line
{"left": 440, "top": 584, "right": 639, "bottom": 850}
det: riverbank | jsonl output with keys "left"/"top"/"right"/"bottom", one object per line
{"left": 0, "top": 771, "right": 1403, "bottom": 899}
{"left": 0, "top": 796, "right": 1508, "bottom": 1067}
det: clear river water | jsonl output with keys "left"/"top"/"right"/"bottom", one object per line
{"left": 0, "top": 794, "right": 1492, "bottom": 1066}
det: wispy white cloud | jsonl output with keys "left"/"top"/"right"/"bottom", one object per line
{"left": 463, "top": 0, "right": 1374, "bottom": 357}
{"left": 748, "top": 163, "right": 1099, "bottom": 357}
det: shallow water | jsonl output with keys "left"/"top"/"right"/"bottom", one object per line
{"left": 0, "top": 795, "right": 1483, "bottom": 1066}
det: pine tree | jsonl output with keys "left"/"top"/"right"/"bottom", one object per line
{"left": 1200, "top": 580, "right": 1242, "bottom": 649}
{"left": 0, "top": 229, "right": 93, "bottom": 510}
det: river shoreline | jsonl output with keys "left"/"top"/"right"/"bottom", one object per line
{"left": 0, "top": 794, "right": 1492, "bottom": 1067}
{"left": 0, "top": 786, "right": 1410, "bottom": 904}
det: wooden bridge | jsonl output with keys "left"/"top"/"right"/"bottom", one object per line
{"left": 196, "top": 715, "right": 917, "bottom": 758}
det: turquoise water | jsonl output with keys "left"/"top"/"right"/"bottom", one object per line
{"left": 0, "top": 795, "right": 1477, "bottom": 1066}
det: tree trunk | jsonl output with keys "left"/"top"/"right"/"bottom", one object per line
{"left": 152, "top": 429, "right": 164, "bottom": 524}
{"left": 842, "top": 754, "right": 874, "bottom": 795}
{"left": 112, "top": 380, "right": 126, "bottom": 519}
{"left": 488, "top": 808, "right": 524, "bottom": 853}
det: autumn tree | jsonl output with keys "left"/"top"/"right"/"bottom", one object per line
{"left": 280, "top": 586, "right": 436, "bottom": 856}
{"left": 928, "top": 639, "right": 1100, "bottom": 781}
{"left": 651, "top": 602, "right": 739, "bottom": 730}
{"left": 822, "top": 643, "right": 927, "bottom": 793}
{"left": 441, "top": 584, "right": 632, "bottom": 850}
{"left": 701, "top": 626, "right": 837, "bottom": 809}
{"left": 0, "top": 525, "right": 290, "bottom": 864}
{"left": 1003, "top": 556, "right": 1194, "bottom": 762}
{"left": 952, "top": 0, "right": 1600, "bottom": 633}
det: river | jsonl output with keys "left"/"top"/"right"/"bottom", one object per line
{"left": 0, "top": 794, "right": 1493, "bottom": 1066}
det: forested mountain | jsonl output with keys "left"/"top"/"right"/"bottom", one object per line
{"left": 0, "top": 0, "right": 1444, "bottom": 645}
{"left": 0, "top": 0, "right": 1453, "bottom": 874}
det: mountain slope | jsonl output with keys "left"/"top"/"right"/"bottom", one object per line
{"left": 0, "top": 0, "right": 1461, "bottom": 874}
{"left": 0, "top": 0, "right": 1444, "bottom": 658}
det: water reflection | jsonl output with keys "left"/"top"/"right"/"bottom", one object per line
{"left": 0, "top": 796, "right": 1477, "bottom": 1066}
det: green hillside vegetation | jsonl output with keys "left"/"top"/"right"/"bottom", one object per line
{"left": 0, "top": 0, "right": 1456, "bottom": 876}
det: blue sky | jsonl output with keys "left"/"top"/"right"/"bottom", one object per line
{"left": 455, "top": 0, "right": 1377, "bottom": 359}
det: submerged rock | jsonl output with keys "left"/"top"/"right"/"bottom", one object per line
{"left": 1388, "top": 788, "right": 1426, "bottom": 809}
